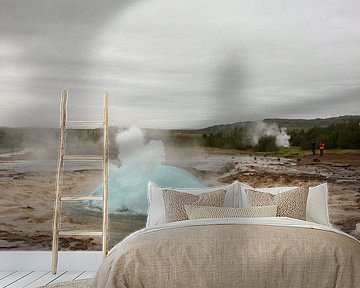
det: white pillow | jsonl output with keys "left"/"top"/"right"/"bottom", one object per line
{"left": 307, "top": 183, "right": 330, "bottom": 227}
{"left": 243, "top": 183, "right": 331, "bottom": 227}
{"left": 146, "top": 181, "right": 248, "bottom": 228}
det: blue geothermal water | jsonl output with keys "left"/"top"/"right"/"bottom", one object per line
{"left": 90, "top": 164, "right": 205, "bottom": 214}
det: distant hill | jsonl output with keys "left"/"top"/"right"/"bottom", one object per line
{"left": 192, "top": 115, "right": 360, "bottom": 134}
{"left": 2, "top": 116, "right": 360, "bottom": 152}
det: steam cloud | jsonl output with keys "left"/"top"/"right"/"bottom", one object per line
{"left": 90, "top": 125, "right": 204, "bottom": 213}
{"left": 116, "top": 126, "right": 165, "bottom": 175}
{"left": 105, "top": 126, "right": 165, "bottom": 212}
{"left": 248, "top": 121, "right": 290, "bottom": 147}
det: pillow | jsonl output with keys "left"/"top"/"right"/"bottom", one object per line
{"left": 242, "top": 186, "right": 298, "bottom": 207}
{"left": 246, "top": 187, "right": 309, "bottom": 220}
{"left": 146, "top": 181, "right": 249, "bottom": 227}
{"left": 245, "top": 183, "right": 331, "bottom": 226}
{"left": 162, "top": 189, "right": 226, "bottom": 223}
{"left": 307, "top": 183, "right": 330, "bottom": 226}
{"left": 184, "top": 205, "right": 278, "bottom": 219}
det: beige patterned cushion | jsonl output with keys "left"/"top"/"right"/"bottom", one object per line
{"left": 184, "top": 205, "right": 278, "bottom": 219}
{"left": 246, "top": 187, "right": 309, "bottom": 220}
{"left": 162, "top": 189, "right": 226, "bottom": 223}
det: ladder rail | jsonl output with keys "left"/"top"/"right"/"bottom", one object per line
{"left": 102, "top": 92, "right": 109, "bottom": 259}
{"left": 52, "top": 89, "right": 68, "bottom": 274}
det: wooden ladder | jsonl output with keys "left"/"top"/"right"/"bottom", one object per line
{"left": 52, "top": 89, "right": 109, "bottom": 274}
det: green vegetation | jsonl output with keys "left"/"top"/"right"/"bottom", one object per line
{"left": 256, "top": 135, "right": 278, "bottom": 152}
{"left": 169, "top": 145, "right": 360, "bottom": 157}
{"left": 289, "top": 120, "right": 360, "bottom": 150}
{"left": 0, "top": 128, "right": 25, "bottom": 152}
{"left": 201, "top": 127, "right": 246, "bottom": 150}
{"left": 186, "top": 119, "right": 360, "bottom": 152}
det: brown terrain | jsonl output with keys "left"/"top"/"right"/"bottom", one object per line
{"left": 219, "top": 155, "right": 360, "bottom": 238}
{"left": 0, "top": 149, "right": 359, "bottom": 251}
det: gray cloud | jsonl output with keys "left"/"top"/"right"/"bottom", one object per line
{"left": 210, "top": 51, "right": 248, "bottom": 123}
{"left": 264, "top": 86, "right": 360, "bottom": 119}
{"left": 0, "top": 0, "right": 139, "bottom": 126}
{"left": 0, "top": 0, "right": 360, "bottom": 129}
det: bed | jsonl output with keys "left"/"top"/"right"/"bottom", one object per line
{"left": 92, "top": 181, "right": 360, "bottom": 288}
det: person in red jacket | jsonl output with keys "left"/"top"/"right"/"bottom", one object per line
{"left": 319, "top": 140, "right": 325, "bottom": 156}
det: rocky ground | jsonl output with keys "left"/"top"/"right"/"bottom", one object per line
{"left": 0, "top": 148, "right": 359, "bottom": 250}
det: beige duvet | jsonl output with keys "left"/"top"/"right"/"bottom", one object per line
{"left": 92, "top": 218, "right": 360, "bottom": 288}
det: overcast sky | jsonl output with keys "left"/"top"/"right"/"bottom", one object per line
{"left": 1, "top": 0, "right": 359, "bottom": 129}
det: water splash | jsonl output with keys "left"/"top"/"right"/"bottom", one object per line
{"left": 90, "top": 126, "right": 204, "bottom": 214}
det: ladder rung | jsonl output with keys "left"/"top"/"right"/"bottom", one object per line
{"left": 67, "top": 120, "right": 104, "bottom": 126}
{"left": 61, "top": 195, "right": 103, "bottom": 201}
{"left": 59, "top": 230, "right": 103, "bottom": 236}
{"left": 63, "top": 155, "right": 103, "bottom": 161}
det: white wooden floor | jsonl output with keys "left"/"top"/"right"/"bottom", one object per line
{"left": 0, "top": 270, "right": 96, "bottom": 288}
{"left": 0, "top": 251, "right": 102, "bottom": 288}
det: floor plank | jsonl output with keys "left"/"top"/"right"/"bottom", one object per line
{"left": 7, "top": 271, "right": 48, "bottom": 288}
{"left": 24, "top": 271, "right": 66, "bottom": 288}
{"left": 48, "top": 271, "right": 84, "bottom": 284}
{"left": 0, "top": 271, "right": 32, "bottom": 288}
{"left": 0, "top": 272, "right": 16, "bottom": 281}
{"left": 75, "top": 271, "right": 96, "bottom": 280}
{"left": 0, "top": 271, "right": 96, "bottom": 287}
{"left": 0, "top": 251, "right": 102, "bottom": 272}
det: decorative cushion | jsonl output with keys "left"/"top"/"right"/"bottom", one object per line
{"left": 246, "top": 187, "right": 309, "bottom": 220}
{"left": 146, "top": 181, "right": 248, "bottom": 227}
{"left": 242, "top": 187, "right": 298, "bottom": 207}
{"left": 162, "top": 189, "right": 226, "bottom": 223}
{"left": 184, "top": 205, "right": 278, "bottom": 219}
{"left": 247, "top": 183, "right": 331, "bottom": 226}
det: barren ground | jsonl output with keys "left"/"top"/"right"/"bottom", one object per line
{"left": 0, "top": 149, "right": 359, "bottom": 250}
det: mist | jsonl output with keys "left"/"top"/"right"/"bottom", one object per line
{"left": 116, "top": 126, "right": 165, "bottom": 177}
{"left": 247, "top": 121, "right": 291, "bottom": 147}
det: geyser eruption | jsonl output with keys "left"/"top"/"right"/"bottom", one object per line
{"left": 248, "top": 121, "right": 291, "bottom": 147}
{"left": 90, "top": 126, "right": 204, "bottom": 214}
